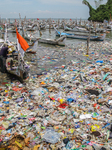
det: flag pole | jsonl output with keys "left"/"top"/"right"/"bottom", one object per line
{"left": 16, "top": 27, "right": 29, "bottom": 79}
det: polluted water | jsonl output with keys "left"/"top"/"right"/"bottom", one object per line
{"left": 0, "top": 39, "right": 112, "bottom": 150}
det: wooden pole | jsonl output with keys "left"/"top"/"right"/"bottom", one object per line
{"left": 87, "top": 38, "right": 89, "bottom": 55}
{"left": 87, "top": 29, "right": 90, "bottom": 55}
{"left": 21, "top": 21, "right": 24, "bottom": 37}
{"left": 76, "top": 18, "right": 77, "bottom": 26}
{"left": 2, "top": 25, "right": 4, "bottom": 39}
{"left": 80, "top": 18, "right": 81, "bottom": 26}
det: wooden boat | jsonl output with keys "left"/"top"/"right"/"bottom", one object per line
{"left": 24, "top": 33, "right": 39, "bottom": 42}
{"left": 0, "top": 53, "right": 30, "bottom": 82}
{"left": 26, "top": 51, "right": 36, "bottom": 54}
{"left": 55, "top": 29, "right": 106, "bottom": 41}
{"left": 0, "top": 39, "right": 5, "bottom": 43}
{"left": 64, "top": 25, "right": 89, "bottom": 33}
{"left": 7, "top": 28, "right": 16, "bottom": 33}
{"left": 0, "top": 27, "right": 30, "bottom": 82}
{"left": 107, "top": 24, "right": 112, "bottom": 31}
{"left": 26, "top": 48, "right": 36, "bottom": 54}
{"left": 26, "top": 25, "right": 35, "bottom": 31}
{"left": 24, "top": 32, "right": 66, "bottom": 46}
{"left": 26, "top": 28, "right": 35, "bottom": 31}
{"left": 38, "top": 35, "right": 66, "bottom": 46}
{"left": 95, "top": 28, "right": 106, "bottom": 33}
{"left": 7, "top": 67, "right": 29, "bottom": 83}
{"left": 39, "top": 24, "right": 46, "bottom": 30}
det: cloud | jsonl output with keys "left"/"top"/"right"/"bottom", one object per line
{"left": 10, "top": 12, "right": 18, "bottom": 14}
{"left": 36, "top": 10, "right": 52, "bottom": 14}
{"left": 30, "top": 9, "right": 73, "bottom": 18}
{"left": 33, "top": 10, "right": 68, "bottom": 14}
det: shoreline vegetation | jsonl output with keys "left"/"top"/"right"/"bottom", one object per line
{"left": 82, "top": 0, "right": 112, "bottom": 22}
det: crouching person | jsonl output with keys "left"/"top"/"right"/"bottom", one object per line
{"left": 0, "top": 43, "right": 14, "bottom": 73}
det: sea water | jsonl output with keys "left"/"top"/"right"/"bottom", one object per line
{"left": 0, "top": 18, "right": 112, "bottom": 82}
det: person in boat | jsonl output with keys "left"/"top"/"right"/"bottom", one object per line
{"left": 0, "top": 43, "right": 14, "bottom": 72}
{"left": 0, "top": 43, "right": 14, "bottom": 58}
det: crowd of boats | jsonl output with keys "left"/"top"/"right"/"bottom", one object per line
{"left": 0, "top": 18, "right": 112, "bottom": 45}
{"left": 0, "top": 18, "right": 112, "bottom": 82}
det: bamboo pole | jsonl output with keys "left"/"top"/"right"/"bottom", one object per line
{"left": 87, "top": 29, "right": 90, "bottom": 55}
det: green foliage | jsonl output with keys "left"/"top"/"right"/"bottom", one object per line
{"left": 82, "top": 0, "right": 112, "bottom": 22}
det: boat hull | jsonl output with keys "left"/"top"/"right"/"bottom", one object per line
{"left": 24, "top": 36, "right": 37, "bottom": 42}
{"left": 38, "top": 38, "right": 65, "bottom": 46}
{"left": 55, "top": 30, "right": 106, "bottom": 41}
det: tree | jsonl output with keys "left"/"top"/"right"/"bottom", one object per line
{"left": 82, "top": 0, "right": 112, "bottom": 22}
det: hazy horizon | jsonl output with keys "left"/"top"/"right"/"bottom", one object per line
{"left": 0, "top": 0, "right": 107, "bottom": 19}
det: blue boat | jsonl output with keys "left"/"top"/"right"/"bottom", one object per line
{"left": 55, "top": 29, "right": 106, "bottom": 41}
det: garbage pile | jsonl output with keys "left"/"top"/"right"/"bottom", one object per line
{"left": 0, "top": 40, "right": 112, "bottom": 150}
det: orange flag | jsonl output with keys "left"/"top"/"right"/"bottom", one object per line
{"left": 16, "top": 28, "right": 29, "bottom": 51}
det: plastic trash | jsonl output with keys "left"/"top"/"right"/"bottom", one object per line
{"left": 42, "top": 129, "right": 61, "bottom": 144}
{"left": 0, "top": 31, "right": 112, "bottom": 149}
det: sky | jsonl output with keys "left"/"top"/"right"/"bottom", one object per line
{"left": 0, "top": 0, "right": 108, "bottom": 19}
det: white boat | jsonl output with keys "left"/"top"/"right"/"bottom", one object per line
{"left": 64, "top": 25, "right": 89, "bottom": 33}
{"left": 0, "top": 39, "right": 5, "bottom": 43}
{"left": 24, "top": 33, "right": 39, "bottom": 42}
{"left": 24, "top": 31, "right": 66, "bottom": 46}
{"left": 38, "top": 35, "right": 66, "bottom": 46}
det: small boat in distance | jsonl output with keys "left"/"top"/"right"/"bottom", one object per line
{"left": 55, "top": 29, "right": 106, "bottom": 41}
{"left": 64, "top": 25, "right": 89, "bottom": 33}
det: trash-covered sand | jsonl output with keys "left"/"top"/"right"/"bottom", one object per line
{"left": 0, "top": 40, "right": 112, "bottom": 150}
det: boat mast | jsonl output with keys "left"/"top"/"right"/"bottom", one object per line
{"left": 4, "top": 21, "right": 8, "bottom": 43}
